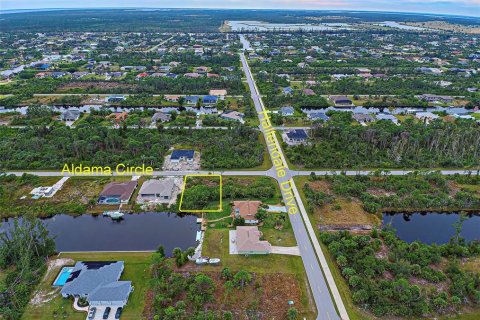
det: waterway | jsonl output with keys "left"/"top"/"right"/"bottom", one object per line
{"left": 383, "top": 212, "right": 480, "bottom": 244}
{"left": 229, "top": 20, "right": 354, "bottom": 32}
{"left": 0, "top": 212, "right": 200, "bottom": 253}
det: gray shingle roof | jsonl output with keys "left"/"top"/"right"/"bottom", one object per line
{"left": 87, "top": 281, "right": 132, "bottom": 304}
{"left": 61, "top": 261, "right": 124, "bottom": 297}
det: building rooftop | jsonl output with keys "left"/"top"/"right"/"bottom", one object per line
{"left": 233, "top": 201, "right": 262, "bottom": 220}
{"left": 236, "top": 226, "right": 271, "bottom": 253}
{"left": 139, "top": 179, "right": 175, "bottom": 198}
{"left": 286, "top": 129, "right": 308, "bottom": 140}
{"left": 171, "top": 149, "right": 195, "bottom": 160}
{"left": 99, "top": 181, "right": 137, "bottom": 201}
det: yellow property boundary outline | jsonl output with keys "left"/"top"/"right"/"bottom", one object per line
{"left": 178, "top": 174, "right": 223, "bottom": 212}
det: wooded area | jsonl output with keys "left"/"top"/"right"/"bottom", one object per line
{"left": 321, "top": 229, "right": 480, "bottom": 317}
{"left": 286, "top": 114, "right": 480, "bottom": 169}
{"left": 0, "top": 125, "right": 264, "bottom": 170}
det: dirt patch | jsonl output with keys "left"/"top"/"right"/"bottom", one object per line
{"left": 306, "top": 179, "right": 332, "bottom": 194}
{"left": 30, "top": 257, "right": 74, "bottom": 305}
{"left": 447, "top": 181, "right": 461, "bottom": 197}
{"left": 367, "top": 187, "right": 395, "bottom": 197}
{"left": 375, "top": 242, "right": 389, "bottom": 259}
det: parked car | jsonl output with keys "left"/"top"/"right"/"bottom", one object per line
{"left": 103, "top": 307, "right": 111, "bottom": 319}
{"left": 115, "top": 307, "right": 123, "bottom": 319}
{"left": 88, "top": 307, "right": 96, "bottom": 319}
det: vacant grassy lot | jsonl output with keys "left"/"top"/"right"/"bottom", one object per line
{"left": 294, "top": 176, "right": 380, "bottom": 227}
{"left": 22, "top": 252, "right": 152, "bottom": 320}
{"left": 0, "top": 175, "right": 131, "bottom": 218}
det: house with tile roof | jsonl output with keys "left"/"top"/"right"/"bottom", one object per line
{"left": 233, "top": 201, "right": 262, "bottom": 224}
{"left": 235, "top": 226, "right": 271, "bottom": 255}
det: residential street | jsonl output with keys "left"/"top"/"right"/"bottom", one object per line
{"left": 239, "top": 40, "right": 347, "bottom": 320}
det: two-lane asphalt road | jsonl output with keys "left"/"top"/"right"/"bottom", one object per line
{"left": 239, "top": 43, "right": 345, "bottom": 320}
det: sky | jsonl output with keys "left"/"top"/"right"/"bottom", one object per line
{"left": 1, "top": 0, "right": 479, "bottom": 17}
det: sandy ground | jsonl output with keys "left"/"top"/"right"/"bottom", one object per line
{"left": 30, "top": 258, "right": 74, "bottom": 305}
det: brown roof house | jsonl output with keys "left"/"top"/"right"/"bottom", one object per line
{"left": 233, "top": 201, "right": 262, "bottom": 224}
{"left": 98, "top": 181, "right": 138, "bottom": 204}
{"left": 235, "top": 226, "right": 271, "bottom": 255}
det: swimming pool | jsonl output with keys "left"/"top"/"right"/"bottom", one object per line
{"left": 53, "top": 267, "right": 73, "bottom": 286}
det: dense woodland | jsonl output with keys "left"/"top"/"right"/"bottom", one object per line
{"left": 0, "top": 217, "right": 56, "bottom": 320}
{"left": 0, "top": 125, "right": 264, "bottom": 170}
{"left": 321, "top": 229, "right": 480, "bottom": 317}
{"left": 304, "top": 172, "right": 480, "bottom": 214}
{"left": 3, "top": 10, "right": 477, "bottom": 33}
{"left": 286, "top": 112, "right": 480, "bottom": 169}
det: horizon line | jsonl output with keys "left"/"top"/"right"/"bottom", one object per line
{"left": 1, "top": 7, "right": 479, "bottom": 19}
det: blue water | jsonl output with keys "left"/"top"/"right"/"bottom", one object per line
{"left": 1, "top": 212, "right": 200, "bottom": 252}
{"left": 383, "top": 212, "right": 480, "bottom": 244}
{"left": 53, "top": 267, "right": 73, "bottom": 286}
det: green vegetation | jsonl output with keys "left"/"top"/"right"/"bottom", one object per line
{"left": 22, "top": 252, "right": 152, "bottom": 320}
{"left": 304, "top": 172, "right": 480, "bottom": 216}
{"left": 0, "top": 174, "right": 129, "bottom": 218}
{"left": 180, "top": 175, "right": 222, "bottom": 211}
{"left": 167, "top": 229, "right": 316, "bottom": 319}
{"left": 285, "top": 114, "right": 480, "bottom": 169}
{"left": 0, "top": 216, "right": 56, "bottom": 320}
{"left": 320, "top": 229, "right": 480, "bottom": 318}
{"left": 0, "top": 125, "right": 265, "bottom": 170}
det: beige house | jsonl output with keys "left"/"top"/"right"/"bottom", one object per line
{"left": 137, "top": 179, "right": 175, "bottom": 204}
{"left": 209, "top": 89, "right": 228, "bottom": 99}
{"left": 236, "top": 226, "right": 271, "bottom": 255}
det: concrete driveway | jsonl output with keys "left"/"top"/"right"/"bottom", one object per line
{"left": 228, "top": 230, "right": 238, "bottom": 254}
{"left": 271, "top": 246, "right": 301, "bottom": 256}
{"left": 87, "top": 305, "right": 122, "bottom": 320}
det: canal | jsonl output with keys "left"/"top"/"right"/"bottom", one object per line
{"left": 383, "top": 212, "right": 480, "bottom": 244}
{"left": 0, "top": 212, "right": 200, "bottom": 254}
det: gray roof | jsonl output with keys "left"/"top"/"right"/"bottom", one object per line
{"left": 139, "top": 179, "right": 174, "bottom": 197}
{"left": 61, "top": 261, "right": 124, "bottom": 297}
{"left": 61, "top": 110, "right": 81, "bottom": 120}
{"left": 280, "top": 106, "right": 294, "bottom": 114}
{"left": 151, "top": 112, "right": 171, "bottom": 122}
{"left": 87, "top": 281, "right": 132, "bottom": 304}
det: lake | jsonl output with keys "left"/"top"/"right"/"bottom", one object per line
{"left": 229, "top": 20, "right": 354, "bottom": 32}
{"left": 383, "top": 212, "right": 480, "bottom": 244}
{"left": 377, "top": 21, "right": 429, "bottom": 31}
{"left": 0, "top": 212, "right": 200, "bottom": 254}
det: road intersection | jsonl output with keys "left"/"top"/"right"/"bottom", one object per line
{"left": 3, "top": 36, "right": 478, "bottom": 320}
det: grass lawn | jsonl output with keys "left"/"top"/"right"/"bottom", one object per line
{"left": 201, "top": 229, "right": 316, "bottom": 319}
{"left": 22, "top": 252, "right": 152, "bottom": 320}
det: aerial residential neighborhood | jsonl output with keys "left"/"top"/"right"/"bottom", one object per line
{"left": 0, "top": 4, "right": 479, "bottom": 320}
